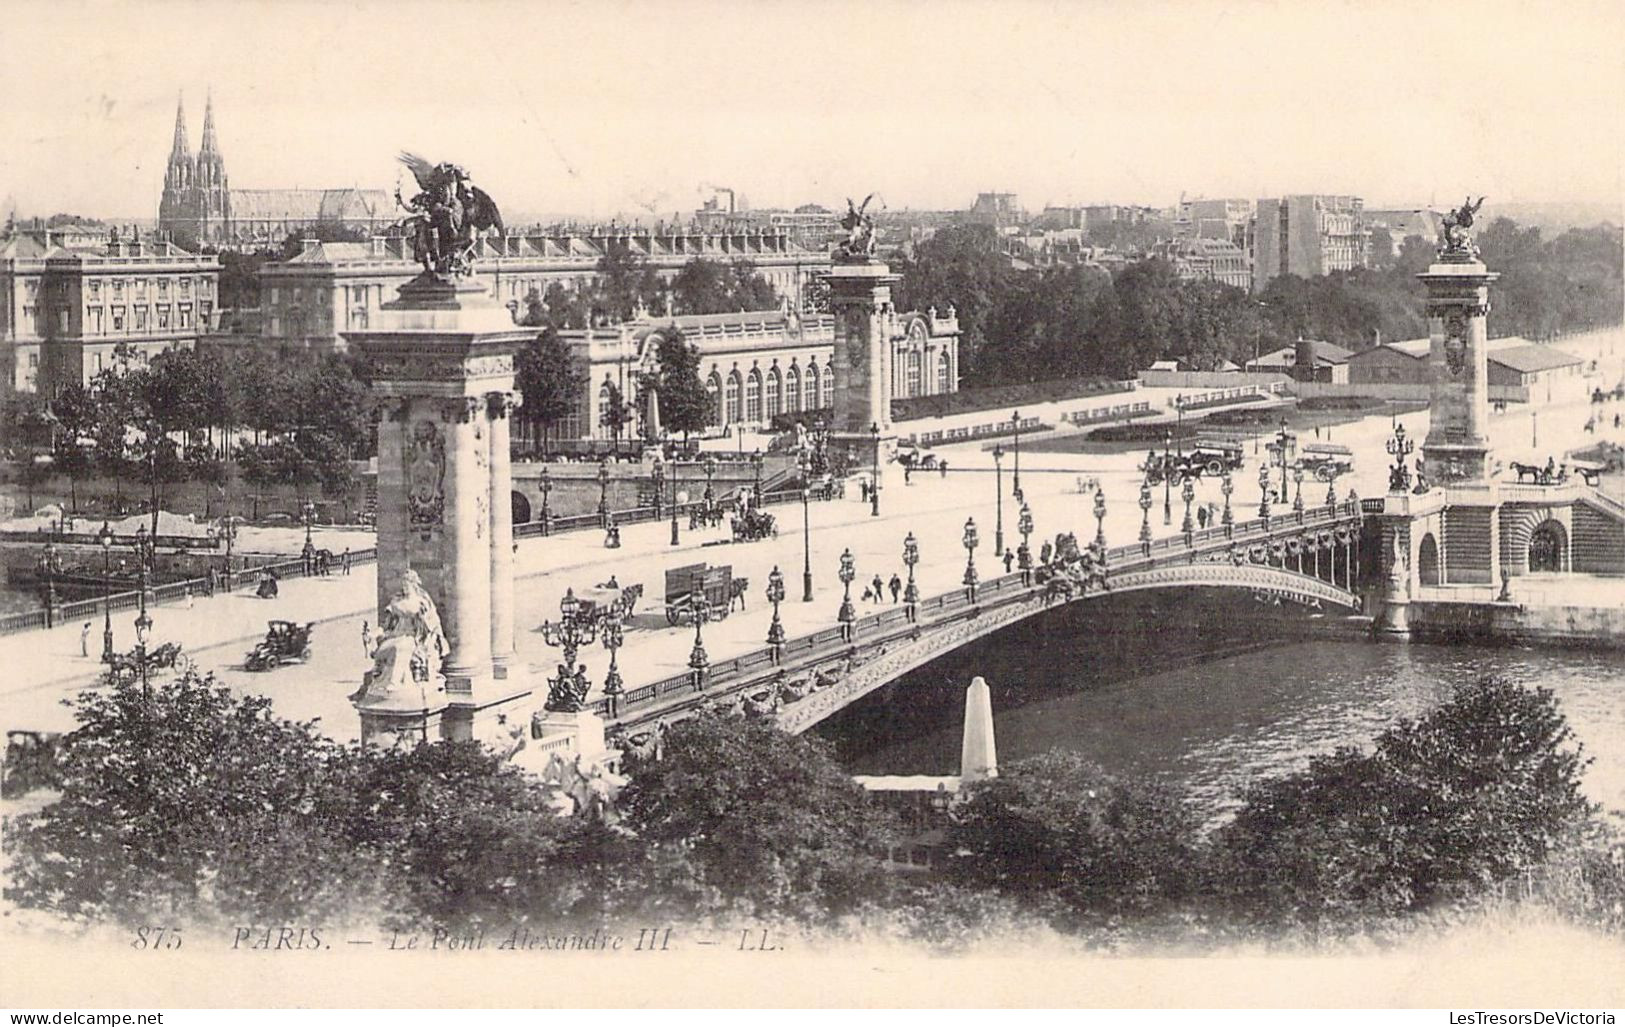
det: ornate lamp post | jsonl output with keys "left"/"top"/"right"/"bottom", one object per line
{"left": 867, "top": 424, "right": 880, "bottom": 517}
{"left": 538, "top": 465, "right": 553, "bottom": 535}
{"left": 98, "top": 521, "right": 114, "bottom": 663}
{"left": 300, "top": 499, "right": 316, "bottom": 572}
{"left": 1221, "top": 469, "right": 1234, "bottom": 536}
{"left": 687, "top": 588, "right": 710, "bottom": 690}
{"left": 765, "top": 565, "right": 786, "bottom": 663}
{"left": 1138, "top": 474, "right": 1153, "bottom": 554}
{"left": 669, "top": 456, "right": 681, "bottom": 546}
{"left": 1258, "top": 461, "right": 1273, "bottom": 523}
{"left": 1274, "top": 418, "right": 1293, "bottom": 505}
{"left": 1093, "top": 489, "right": 1107, "bottom": 551}
{"left": 649, "top": 457, "right": 663, "bottom": 519}
{"left": 1325, "top": 468, "right": 1340, "bottom": 508}
{"left": 837, "top": 547, "right": 856, "bottom": 641}
{"left": 752, "top": 447, "right": 765, "bottom": 504}
{"left": 799, "top": 478, "right": 814, "bottom": 603}
{"left": 962, "top": 516, "right": 980, "bottom": 602}
{"left": 1010, "top": 409, "right": 1023, "bottom": 500}
{"left": 133, "top": 523, "right": 156, "bottom": 608}
{"left": 597, "top": 457, "right": 611, "bottom": 527}
{"left": 1018, "top": 501, "right": 1034, "bottom": 585}
{"left": 1181, "top": 477, "right": 1196, "bottom": 544}
{"left": 134, "top": 599, "right": 154, "bottom": 698}
{"left": 702, "top": 453, "right": 717, "bottom": 514}
{"left": 600, "top": 613, "right": 624, "bottom": 718}
{"left": 1293, "top": 466, "right": 1305, "bottom": 517}
{"left": 219, "top": 510, "right": 238, "bottom": 591}
{"left": 1386, "top": 422, "right": 1414, "bottom": 493}
{"left": 541, "top": 588, "right": 599, "bottom": 710}
{"left": 1162, "top": 429, "right": 1174, "bottom": 525}
{"left": 902, "top": 532, "right": 920, "bottom": 621}
{"left": 37, "top": 541, "right": 60, "bottom": 630}
{"left": 992, "top": 443, "right": 1005, "bottom": 556}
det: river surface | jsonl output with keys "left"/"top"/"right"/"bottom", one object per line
{"left": 825, "top": 595, "right": 1625, "bottom": 823}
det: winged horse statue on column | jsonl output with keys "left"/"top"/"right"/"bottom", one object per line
{"left": 393, "top": 152, "right": 505, "bottom": 277}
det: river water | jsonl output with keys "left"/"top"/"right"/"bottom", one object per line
{"left": 825, "top": 593, "right": 1625, "bottom": 822}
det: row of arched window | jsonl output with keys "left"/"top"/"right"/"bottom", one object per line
{"left": 705, "top": 362, "right": 832, "bottom": 426}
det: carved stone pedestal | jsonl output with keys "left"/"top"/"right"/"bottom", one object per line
{"left": 356, "top": 673, "right": 447, "bottom": 747}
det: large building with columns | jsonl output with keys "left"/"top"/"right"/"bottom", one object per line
{"left": 556, "top": 303, "right": 962, "bottom": 439}
{"left": 258, "top": 227, "right": 829, "bottom": 352}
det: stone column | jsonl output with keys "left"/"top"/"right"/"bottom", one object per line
{"left": 487, "top": 391, "right": 517, "bottom": 680}
{"left": 373, "top": 401, "right": 410, "bottom": 625}
{"left": 1419, "top": 257, "right": 1499, "bottom": 487}
{"left": 829, "top": 259, "right": 900, "bottom": 485}
{"left": 438, "top": 398, "right": 492, "bottom": 693}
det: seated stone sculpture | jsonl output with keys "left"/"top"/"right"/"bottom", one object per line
{"left": 349, "top": 570, "right": 449, "bottom": 704}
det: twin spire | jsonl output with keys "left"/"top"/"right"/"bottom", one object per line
{"left": 168, "top": 91, "right": 222, "bottom": 162}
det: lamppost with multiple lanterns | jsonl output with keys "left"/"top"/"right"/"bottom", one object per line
{"left": 962, "top": 516, "right": 980, "bottom": 602}
{"left": 1139, "top": 474, "right": 1153, "bottom": 554}
{"left": 799, "top": 475, "right": 814, "bottom": 603}
{"left": 541, "top": 589, "right": 599, "bottom": 710}
{"left": 837, "top": 548, "right": 856, "bottom": 641}
{"left": 1162, "top": 429, "right": 1174, "bottom": 526}
{"left": 1274, "top": 418, "right": 1294, "bottom": 505}
{"left": 752, "top": 448, "right": 765, "bottom": 504}
{"left": 1386, "top": 422, "right": 1414, "bottom": 493}
{"left": 902, "top": 532, "right": 920, "bottom": 621}
{"left": 1093, "top": 488, "right": 1107, "bottom": 551}
{"left": 765, "top": 565, "right": 786, "bottom": 662}
{"left": 36, "top": 542, "right": 61, "bottom": 629}
{"left": 133, "top": 523, "right": 156, "bottom": 608}
{"left": 702, "top": 454, "right": 718, "bottom": 514}
{"left": 1221, "top": 468, "right": 1234, "bottom": 535}
{"left": 1181, "top": 477, "right": 1196, "bottom": 544}
{"left": 1258, "top": 461, "right": 1273, "bottom": 522}
{"left": 1018, "top": 501, "right": 1034, "bottom": 584}
{"left": 687, "top": 587, "right": 711, "bottom": 690}
{"left": 599, "top": 614, "right": 624, "bottom": 717}
{"left": 1293, "top": 466, "right": 1305, "bottom": 517}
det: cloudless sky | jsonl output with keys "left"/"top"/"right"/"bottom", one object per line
{"left": 2, "top": 0, "right": 1621, "bottom": 220}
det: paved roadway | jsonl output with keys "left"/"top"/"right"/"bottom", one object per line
{"left": 4, "top": 327, "right": 1621, "bottom": 742}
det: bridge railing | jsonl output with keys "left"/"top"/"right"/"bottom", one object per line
{"left": 590, "top": 500, "right": 1366, "bottom": 725}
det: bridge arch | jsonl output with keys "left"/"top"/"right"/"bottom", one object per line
{"left": 511, "top": 490, "right": 532, "bottom": 525}
{"left": 1418, "top": 532, "right": 1441, "bottom": 586}
{"left": 1529, "top": 519, "right": 1569, "bottom": 573}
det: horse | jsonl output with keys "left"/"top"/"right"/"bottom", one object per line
{"left": 617, "top": 583, "right": 644, "bottom": 620}
{"left": 728, "top": 577, "right": 750, "bottom": 612}
{"left": 1511, "top": 462, "right": 1542, "bottom": 484}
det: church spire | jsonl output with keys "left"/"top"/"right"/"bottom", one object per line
{"left": 168, "top": 93, "right": 190, "bottom": 161}
{"left": 199, "top": 92, "right": 220, "bottom": 159}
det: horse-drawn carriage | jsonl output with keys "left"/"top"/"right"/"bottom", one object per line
{"left": 245, "top": 620, "right": 314, "bottom": 671}
{"left": 732, "top": 507, "right": 777, "bottom": 542}
{"left": 663, "top": 562, "right": 748, "bottom": 625}
{"left": 578, "top": 580, "right": 643, "bottom": 624}
{"left": 107, "top": 641, "right": 185, "bottom": 684}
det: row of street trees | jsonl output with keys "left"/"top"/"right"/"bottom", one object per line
{"left": 41, "top": 345, "right": 374, "bottom": 514}
{"left": 896, "top": 220, "right": 1624, "bottom": 384}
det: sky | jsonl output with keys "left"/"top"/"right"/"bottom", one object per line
{"left": 2, "top": 0, "right": 1622, "bottom": 222}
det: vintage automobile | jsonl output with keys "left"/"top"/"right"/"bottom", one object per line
{"left": 1297, "top": 442, "right": 1355, "bottom": 481}
{"left": 1141, "top": 437, "right": 1244, "bottom": 484}
{"left": 245, "top": 620, "right": 314, "bottom": 671}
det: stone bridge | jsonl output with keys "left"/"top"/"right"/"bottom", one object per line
{"left": 596, "top": 500, "right": 1367, "bottom": 741}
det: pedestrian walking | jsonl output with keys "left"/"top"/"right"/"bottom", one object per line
{"left": 939, "top": 460, "right": 949, "bottom": 478}
{"left": 80, "top": 622, "right": 91, "bottom": 657}
{"left": 362, "top": 620, "right": 373, "bottom": 658}
{"left": 342, "top": 548, "right": 352, "bottom": 575}
{"left": 1004, "top": 550, "right": 1015, "bottom": 573}
{"left": 904, "top": 465, "right": 912, "bottom": 485}
{"left": 871, "top": 575, "right": 885, "bottom": 603}
{"left": 184, "top": 584, "right": 194, "bottom": 609}
{"left": 888, "top": 574, "right": 902, "bottom": 602}
{"left": 1197, "top": 506, "right": 1208, "bottom": 529}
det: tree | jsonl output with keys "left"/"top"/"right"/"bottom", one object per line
{"left": 619, "top": 716, "right": 899, "bottom": 922}
{"left": 650, "top": 328, "right": 710, "bottom": 441}
{"left": 514, "top": 329, "right": 583, "bottom": 454}
{"left": 598, "top": 381, "right": 634, "bottom": 452}
{"left": 48, "top": 382, "right": 98, "bottom": 510}
{"left": 1210, "top": 678, "right": 1593, "bottom": 928}
{"left": 594, "top": 245, "right": 665, "bottom": 322}
{"left": 946, "top": 750, "right": 1199, "bottom": 923}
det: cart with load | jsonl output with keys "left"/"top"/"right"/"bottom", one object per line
{"left": 732, "top": 507, "right": 777, "bottom": 542}
{"left": 664, "top": 562, "right": 733, "bottom": 625}
{"left": 1297, "top": 442, "right": 1355, "bottom": 481}
{"left": 245, "top": 620, "right": 314, "bottom": 671}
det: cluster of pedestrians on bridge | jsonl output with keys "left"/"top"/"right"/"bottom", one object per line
{"left": 860, "top": 573, "right": 905, "bottom": 604}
